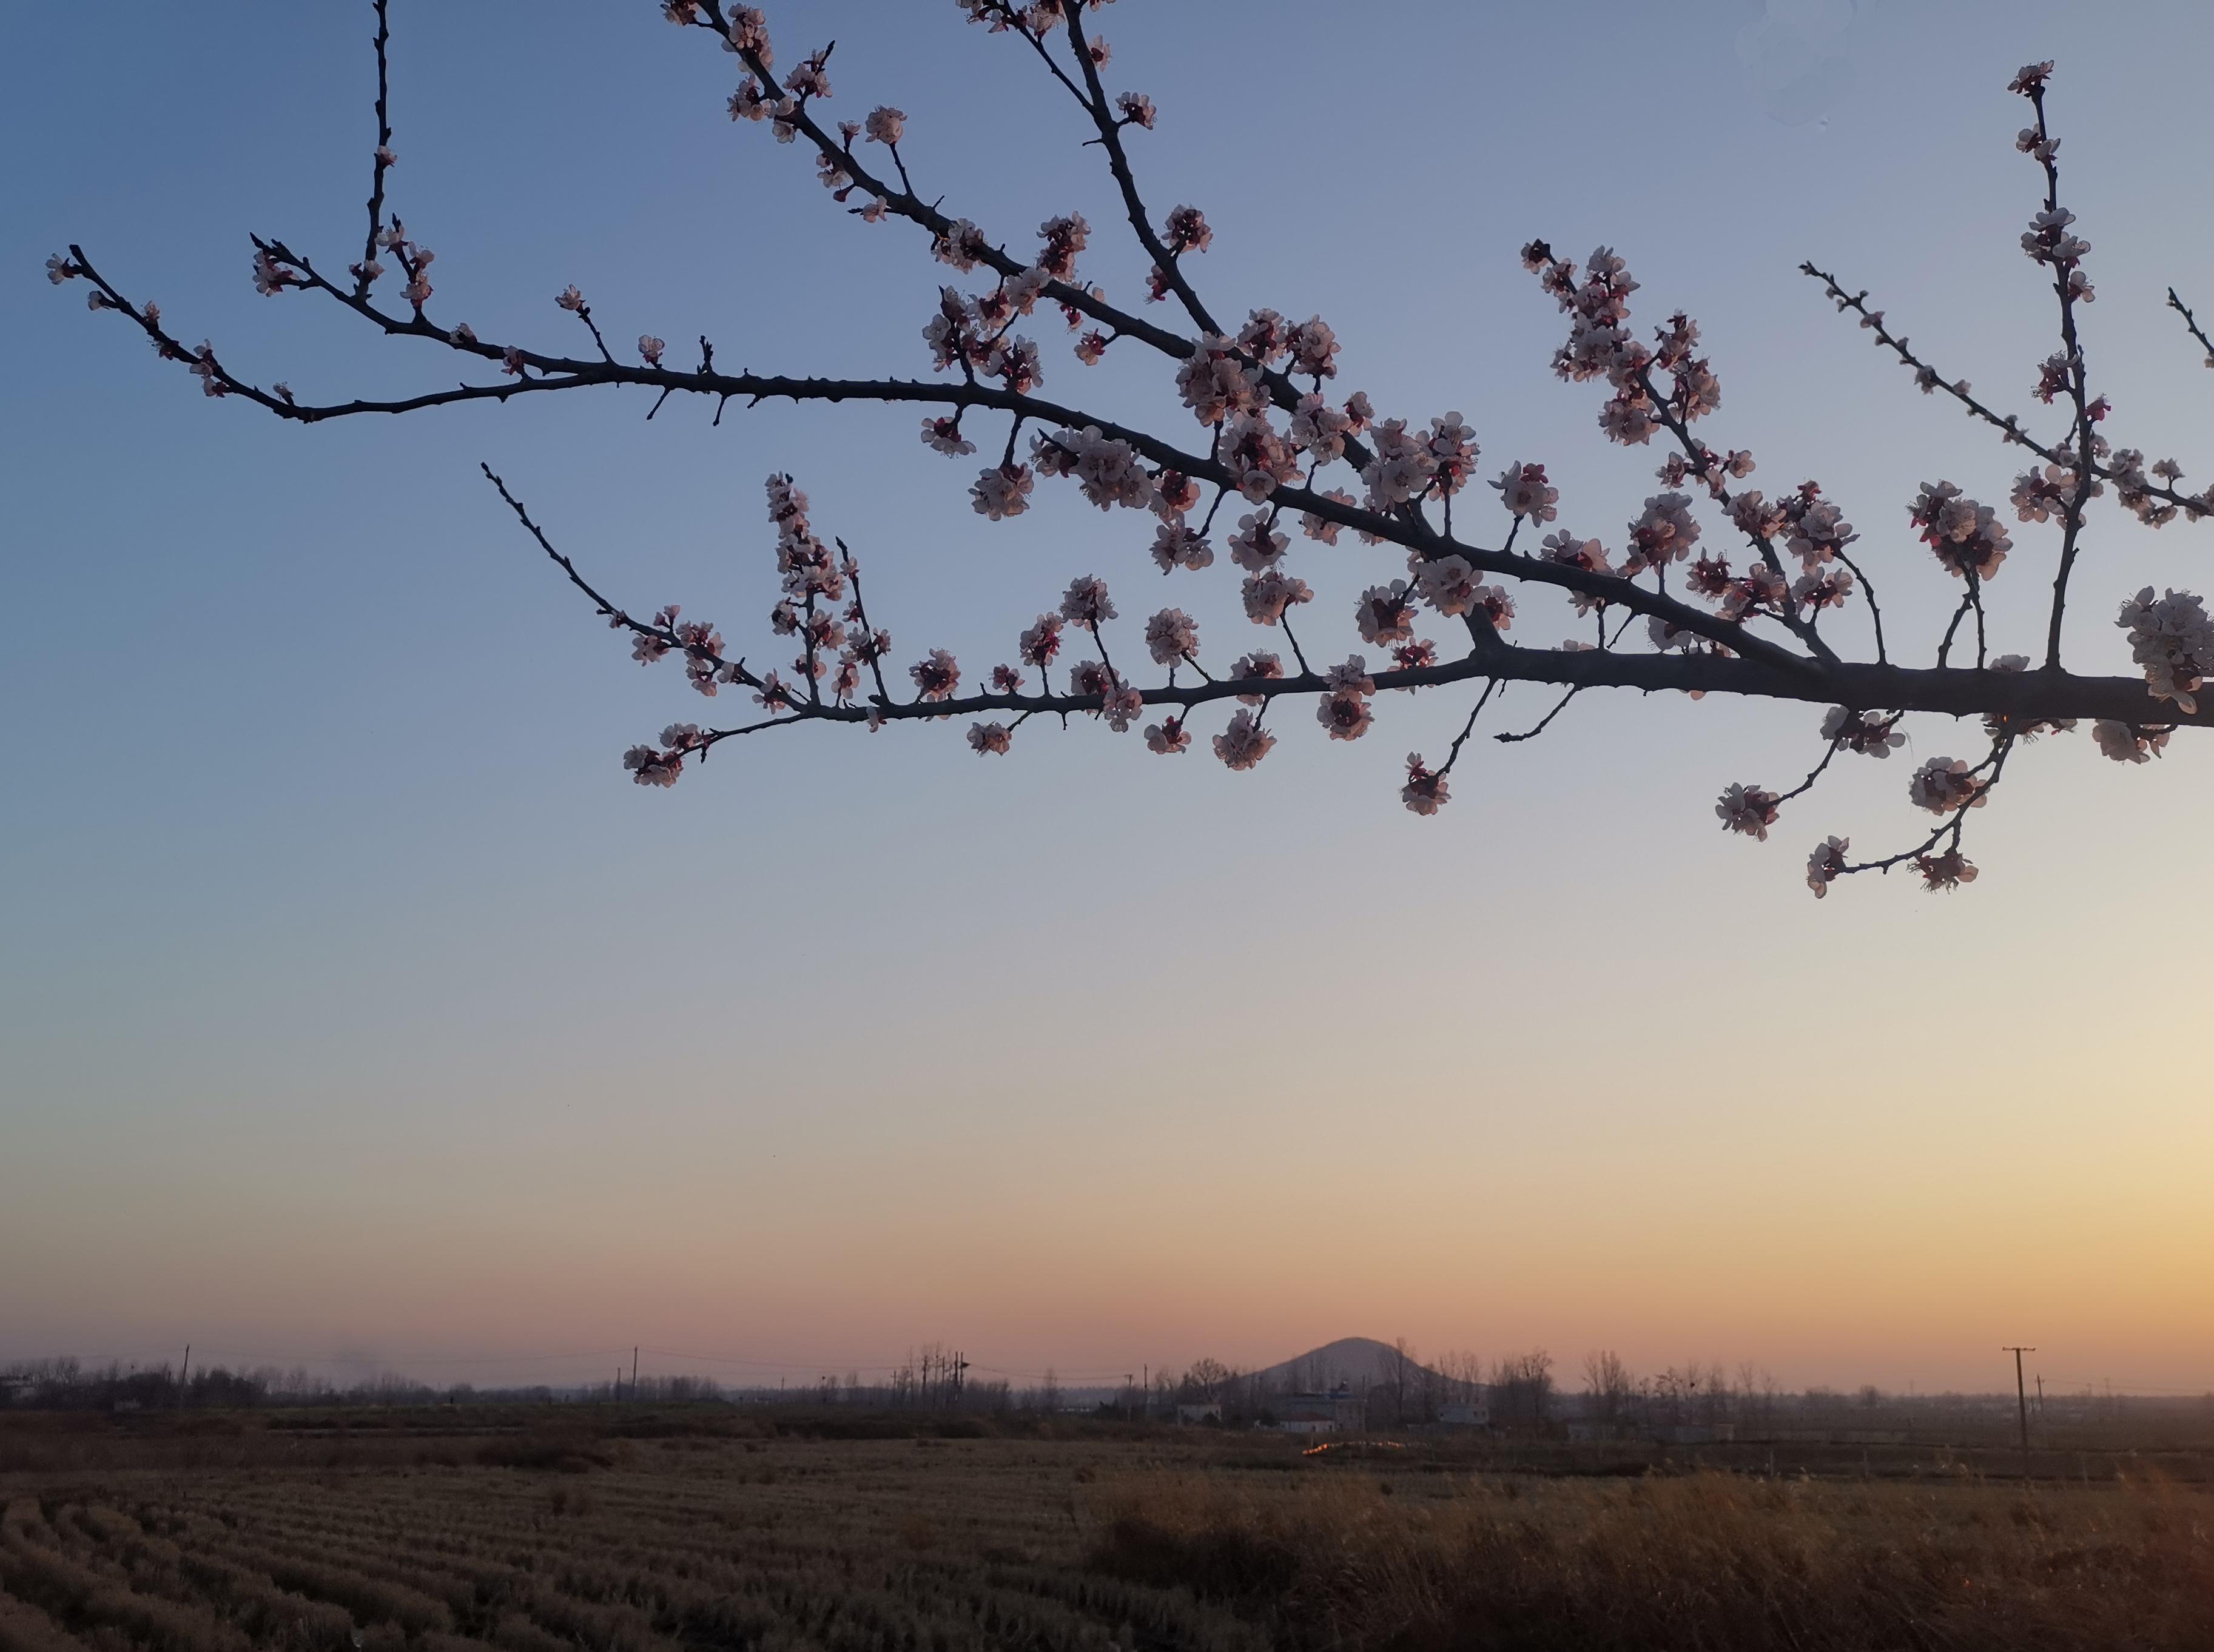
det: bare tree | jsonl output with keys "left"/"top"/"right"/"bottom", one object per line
{"left": 1492, "top": 1349, "right": 1556, "bottom": 1431}
{"left": 49, "top": 14, "right": 2214, "bottom": 890}
{"left": 1388, "top": 1337, "right": 1417, "bottom": 1426}
{"left": 1582, "top": 1349, "right": 1637, "bottom": 1427}
{"left": 1180, "top": 1358, "right": 1233, "bottom": 1403}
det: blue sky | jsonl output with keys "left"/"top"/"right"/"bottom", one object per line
{"left": 5, "top": 1, "right": 2213, "bottom": 1395}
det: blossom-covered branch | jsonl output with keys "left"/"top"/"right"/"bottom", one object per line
{"left": 52, "top": 10, "right": 2214, "bottom": 896}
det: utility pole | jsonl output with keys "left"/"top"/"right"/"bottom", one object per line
{"left": 2002, "top": 1347, "right": 2036, "bottom": 1478}
{"left": 180, "top": 1345, "right": 190, "bottom": 1388}
{"left": 631, "top": 1346, "right": 639, "bottom": 1400}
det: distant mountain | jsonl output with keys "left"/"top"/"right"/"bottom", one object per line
{"left": 1247, "top": 1337, "right": 1436, "bottom": 1393}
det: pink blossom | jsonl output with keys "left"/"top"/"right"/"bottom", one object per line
{"left": 1492, "top": 460, "right": 1558, "bottom": 521}
{"left": 727, "top": 7, "right": 770, "bottom": 57}
{"left": 1908, "top": 481, "right": 2011, "bottom": 580}
{"left": 1289, "top": 316, "right": 1339, "bottom": 379}
{"left": 1227, "top": 512, "right": 1287, "bottom": 571}
{"left": 1907, "top": 756, "right": 1988, "bottom": 814}
{"left": 1115, "top": 92, "right": 1156, "bottom": 129}
{"left": 967, "top": 721, "right": 1012, "bottom": 754}
{"left": 1144, "top": 607, "right": 1199, "bottom": 666}
{"left": 1241, "top": 570, "right": 1311, "bottom": 626}
{"left": 932, "top": 218, "right": 991, "bottom": 272}
{"left": 639, "top": 335, "right": 665, "bottom": 366}
{"left": 1230, "top": 651, "right": 1283, "bottom": 704}
{"left": 921, "top": 415, "right": 976, "bottom": 456}
{"left": 1046, "top": 426, "right": 1151, "bottom": 509}
{"left": 1471, "top": 584, "right": 1515, "bottom": 633}
{"left": 1301, "top": 489, "right": 1356, "bottom": 543}
{"left": 2116, "top": 586, "right": 2212, "bottom": 713}
{"left": 1175, "top": 336, "right": 1262, "bottom": 423}
{"left": 1058, "top": 574, "right": 1115, "bottom": 627}
{"left": 1213, "top": 709, "right": 1274, "bottom": 770}
{"left": 1237, "top": 309, "right": 1291, "bottom": 364}
{"left": 1100, "top": 677, "right": 1143, "bottom": 731}
{"left": 1322, "top": 656, "right": 1374, "bottom": 696}
{"left": 1216, "top": 412, "right": 1298, "bottom": 501}
{"left": 1018, "top": 614, "right": 1064, "bottom": 669}
{"left": 1540, "top": 530, "right": 1613, "bottom": 580}
{"left": 624, "top": 744, "right": 685, "bottom": 787}
{"left": 1317, "top": 691, "right": 1373, "bottom": 741}
{"left": 1288, "top": 394, "right": 1352, "bottom": 463}
{"left": 1414, "top": 555, "right": 1479, "bottom": 617}
{"left": 1401, "top": 754, "right": 1449, "bottom": 815}
{"left": 910, "top": 648, "right": 960, "bottom": 700}
{"left": 1624, "top": 492, "right": 1701, "bottom": 572}
{"left": 971, "top": 463, "right": 1034, "bottom": 520}
{"left": 1162, "top": 204, "right": 1211, "bottom": 255}
{"left": 1806, "top": 836, "right": 1849, "bottom": 898}
{"left": 1035, "top": 214, "right": 1089, "bottom": 280}
{"left": 1359, "top": 419, "right": 1436, "bottom": 510}
{"left": 1356, "top": 582, "right": 1416, "bottom": 646}
{"left": 1144, "top": 715, "right": 1190, "bottom": 754}
{"left": 1151, "top": 521, "right": 1213, "bottom": 572}
{"left": 1916, "top": 850, "right": 1979, "bottom": 891}
{"left": 1822, "top": 706, "right": 1903, "bottom": 757}
{"left": 783, "top": 48, "right": 831, "bottom": 100}
{"left": 864, "top": 106, "right": 906, "bottom": 144}
{"left": 556, "top": 285, "right": 585, "bottom": 312}
{"left": 1154, "top": 471, "right": 1203, "bottom": 516}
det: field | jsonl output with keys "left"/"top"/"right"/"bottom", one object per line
{"left": 3, "top": 1408, "right": 2212, "bottom": 1651}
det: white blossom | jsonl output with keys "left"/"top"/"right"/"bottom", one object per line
{"left": 2116, "top": 586, "right": 2212, "bottom": 714}
{"left": 2091, "top": 719, "right": 2170, "bottom": 763}
{"left": 1715, "top": 782, "right": 1780, "bottom": 841}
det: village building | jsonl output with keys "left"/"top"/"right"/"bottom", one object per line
{"left": 1270, "top": 1388, "right": 1365, "bottom": 1434}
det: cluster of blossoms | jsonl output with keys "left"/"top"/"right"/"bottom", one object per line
{"left": 1907, "top": 756, "right": 1989, "bottom": 815}
{"left": 1822, "top": 706, "right": 1905, "bottom": 758}
{"left": 2021, "top": 205, "right": 2094, "bottom": 306}
{"left": 2116, "top": 586, "right": 2213, "bottom": 714}
{"left": 1805, "top": 836, "right": 1850, "bottom": 898}
{"left": 1316, "top": 657, "right": 1376, "bottom": 741}
{"left": 1523, "top": 242, "right": 1725, "bottom": 450}
{"left": 2091, "top": 720, "right": 2170, "bottom": 763}
{"left": 1908, "top": 480, "right": 2012, "bottom": 581}
{"left": 623, "top": 720, "right": 710, "bottom": 787}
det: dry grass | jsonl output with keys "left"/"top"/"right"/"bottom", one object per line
{"left": 1, "top": 1414, "right": 2208, "bottom": 1650}
{"left": 1, "top": 1429, "right": 1268, "bottom": 1652}
{"left": 1090, "top": 1465, "right": 2214, "bottom": 1650}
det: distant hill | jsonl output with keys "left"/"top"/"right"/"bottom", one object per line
{"left": 1247, "top": 1337, "right": 1437, "bottom": 1393}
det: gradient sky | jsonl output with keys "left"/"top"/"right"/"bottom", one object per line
{"left": 6, "top": 1, "right": 2213, "bottom": 1400}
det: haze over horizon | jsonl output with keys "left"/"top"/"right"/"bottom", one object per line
{"left": 7, "top": 1, "right": 2214, "bottom": 1400}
